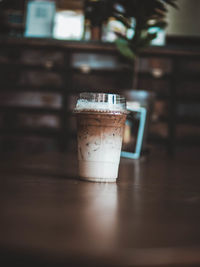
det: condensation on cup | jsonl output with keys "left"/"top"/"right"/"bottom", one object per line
{"left": 74, "top": 92, "right": 127, "bottom": 182}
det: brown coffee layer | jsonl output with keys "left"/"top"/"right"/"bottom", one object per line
{"left": 77, "top": 112, "right": 126, "bottom": 162}
{"left": 76, "top": 112, "right": 127, "bottom": 128}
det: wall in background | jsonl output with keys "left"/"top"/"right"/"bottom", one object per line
{"left": 167, "top": 0, "right": 200, "bottom": 37}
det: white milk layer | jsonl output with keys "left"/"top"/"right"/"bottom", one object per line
{"left": 75, "top": 98, "right": 125, "bottom": 113}
{"left": 77, "top": 122, "right": 124, "bottom": 182}
{"left": 78, "top": 161, "right": 119, "bottom": 182}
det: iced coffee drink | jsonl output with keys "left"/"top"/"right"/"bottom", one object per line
{"left": 74, "top": 92, "right": 127, "bottom": 182}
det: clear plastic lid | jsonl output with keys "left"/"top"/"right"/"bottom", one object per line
{"left": 74, "top": 92, "right": 127, "bottom": 114}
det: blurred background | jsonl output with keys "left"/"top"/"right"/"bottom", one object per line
{"left": 0, "top": 0, "right": 200, "bottom": 156}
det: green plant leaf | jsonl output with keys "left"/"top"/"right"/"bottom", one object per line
{"left": 115, "top": 38, "right": 136, "bottom": 60}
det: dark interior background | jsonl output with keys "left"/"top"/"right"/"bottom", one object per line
{"left": 0, "top": 0, "right": 200, "bottom": 155}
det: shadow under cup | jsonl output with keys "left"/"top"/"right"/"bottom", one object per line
{"left": 74, "top": 93, "right": 127, "bottom": 182}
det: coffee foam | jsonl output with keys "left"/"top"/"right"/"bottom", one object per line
{"left": 75, "top": 99, "right": 125, "bottom": 113}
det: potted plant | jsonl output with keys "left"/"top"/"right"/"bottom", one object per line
{"left": 84, "top": 0, "right": 178, "bottom": 156}
{"left": 112, "top": 0, "right": 178, "bottom": 59}
{"left": 84, "top": 0, "right": 178, "bottom": 55}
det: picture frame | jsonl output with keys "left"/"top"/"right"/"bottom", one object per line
{"left": 25, "top": 0, "right": 56, "bottom": 38}
{"left": 121, "top": 105, "right": 147, "bottom": 159}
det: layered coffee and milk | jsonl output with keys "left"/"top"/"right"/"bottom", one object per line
{"left": 74, "top": 93, "right": 127, "bottom": 182}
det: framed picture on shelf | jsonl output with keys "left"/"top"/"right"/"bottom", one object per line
{"left": 25, "top": 0, "right": 56, "bottom": 38}
{"left": 121, "top": 104, "right": 147, "bottom": 159}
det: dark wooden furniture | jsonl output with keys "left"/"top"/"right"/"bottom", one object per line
{"left": 137, "top": 46, "right": 200, "bottom": 154}
{"left": 1, "top": 147, "right": 200, "bottom": 266}
{"left": 0, "top": 36, "right": 200, "bottom": 154}
{"left": 0, "top": 37, "right": 133, "bottom": 153}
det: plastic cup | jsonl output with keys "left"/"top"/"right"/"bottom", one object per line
{"left": 74, "top": 92, "right": 127, "bottom": 182}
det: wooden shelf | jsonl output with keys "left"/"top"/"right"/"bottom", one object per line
{"left": 0, "top": 85, "right": 64, "bottom": 93}
{"left": 175, "top": 72, "right": 200, "bottom": 81}
{"left": 0, "top": 62, "right": 68, "bottom": 73}
{"left": 176, "top": 95, "right": 200, "bottom": 103}
{"left": 0, "top": 127, "right": 60, "bottom": 137}
{"left": 138, "top": 72, "right": 171, "bottom": 80}
{"left": 70, "top": 67, "right": 133, "bottom": 74}
{"left": 176, "top": 117, "right": 200, "bottom": 125}
{"left": 0, "top": 36, "right": 200, "bottom": 153}
{"left": 0, "top": 106, "right": 62, "bottom": 114}
{"left": 1, "top": 36, "right": 200, "bottom": 56}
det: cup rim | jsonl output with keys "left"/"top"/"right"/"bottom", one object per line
{"left": 74, "top": 92, "right": 127, "bottom": 114}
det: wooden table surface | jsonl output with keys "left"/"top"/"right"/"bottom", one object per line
{"left": 1, "top": 148, "right": 200, "bottom": 266}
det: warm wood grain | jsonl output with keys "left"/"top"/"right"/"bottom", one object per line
{"left": 0, "top": 148, "right": 200, "bottom": 266}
